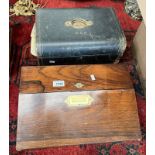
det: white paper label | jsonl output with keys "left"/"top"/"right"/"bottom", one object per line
{"left": 90, "top": 74, "right": 96, "bottom": 81}
{"left": 53, "top": 80, "right": 65, "bottom": 87}
{"left": 49, "top": 60, "right": 55, "bottom": 64}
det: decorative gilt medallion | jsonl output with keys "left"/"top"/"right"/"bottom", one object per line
{"left": 65, "top": 95, "right": 94, "bottom": 107}
{"left": 74, "top": 82, "right": 84, "bottom": 88}
{"left": 65, "top": 18, "right": 93, "bottom": 29}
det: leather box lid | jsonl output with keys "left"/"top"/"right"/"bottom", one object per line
{"left": 36, "top": 8, "right": 126, "bottom": 58}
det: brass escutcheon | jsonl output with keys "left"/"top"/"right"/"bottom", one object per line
{"left": 74, "top": 82, "right": 85, "bottom": 88}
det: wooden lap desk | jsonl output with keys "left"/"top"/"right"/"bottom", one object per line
{"left": 16, "top": 64, "right": 141, "bottom": 150}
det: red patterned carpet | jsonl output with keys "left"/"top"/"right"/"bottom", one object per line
{"left": 9, "top": 0, "right": 146, "bottom": 154}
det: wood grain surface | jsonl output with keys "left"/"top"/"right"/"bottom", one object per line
{"left": 20, "top": 64, "right": 133, "bottom": 93}
{"left": 16, "top": 89, "right": 141, "bottom": 150}
{"left": 17, "top": 64, "right": 141, "bottom": 150}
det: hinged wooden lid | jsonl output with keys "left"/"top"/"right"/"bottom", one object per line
{"left": 19, "top": 64, "right": 133, "bottom": 93}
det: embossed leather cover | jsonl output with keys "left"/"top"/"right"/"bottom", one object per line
{"left": 36, "top": 8, "right": 126, "bottom": 64}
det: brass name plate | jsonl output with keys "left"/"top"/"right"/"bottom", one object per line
{"left": 65, "top": 95, "right": 94, "bottom": 107}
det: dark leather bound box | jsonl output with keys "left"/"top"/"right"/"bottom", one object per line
{"left": 35, "top": 8, "right": 126, "bottom": 65}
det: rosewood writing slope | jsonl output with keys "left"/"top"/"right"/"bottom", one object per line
{"left": 16, "top": 64, "right": 141, "bottom": 150}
